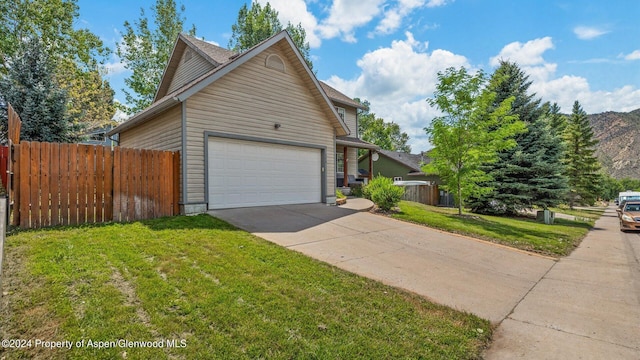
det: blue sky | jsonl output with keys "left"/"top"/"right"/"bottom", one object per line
{"left": 77, "top": 0, "right": 640, "bottom": 151}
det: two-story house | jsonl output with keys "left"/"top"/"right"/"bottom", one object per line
{"left": 108, "top": 31, "right": 377, "bottom": 214}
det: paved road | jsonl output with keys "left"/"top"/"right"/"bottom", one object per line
{"left": 484, "top": 206, "right": 640, "bottom": 359}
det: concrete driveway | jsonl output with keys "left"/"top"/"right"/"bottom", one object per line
{"left": 210, "top": 201, "right": 555, "bottom": 323}
{"left": 211, "top": 203, "right": 640, "bottom": 358}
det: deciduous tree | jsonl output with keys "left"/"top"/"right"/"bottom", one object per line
{"left": 117, "top": 0, "right": 196, "bottom": 114}
{"left": 1, "top": 0, "right": 115, "bottom": 138}
{"left": 0, "top": 38, "right": 79, "bottom": 142}
{"left": 228, "top": 1, "right": 313, "bottom": 71}
{"left": 357, "top": 99, "right": 411, "bottom": 153}
{"left": 424, "top": 67, "right": 526, "bottom": 215}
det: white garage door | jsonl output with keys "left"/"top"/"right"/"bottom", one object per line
{"left": 208, "top": 137, "right": 322, "bottom": 209}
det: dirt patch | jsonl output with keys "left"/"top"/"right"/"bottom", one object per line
{"left": 108, "top": 266, "right": 158, "bottom": 337}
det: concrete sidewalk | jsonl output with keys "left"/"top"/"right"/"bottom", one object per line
{"left": 210, "top": 202, "right": 555, "bottom": 323}
{"left": 485, "top": 206, "right": 640, "bottom": 359}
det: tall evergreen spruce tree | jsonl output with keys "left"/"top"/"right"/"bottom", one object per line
{"left": 0, "top": 38, "right": 78, "bottom": 142}
{"left": 469, "top": 61, "right": 567, "bottom": 215}
{"left": 564, "top": 100, "right": 601, "bottom": 207}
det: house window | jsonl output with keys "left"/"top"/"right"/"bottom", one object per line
{"left": 336, "top": 107, "right": 345, "bottom": 121}
{"left": 90, "top": 133, "right": 106, "bottom": 142}
{"left": 265, "top": 54, "right": 285, "bottom": 72}
{"left": 393, "top": 177, "right": 403, "bottom": 182}
{"left": 184, "top": 49, "right": 193, "bottom": 63}
{"left": 336, "top": 152, "right": 344, "bottom": 172}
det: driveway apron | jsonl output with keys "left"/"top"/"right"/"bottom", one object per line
{"left": 484, "top": 206, "right": 640, "bottom": 359}
{"left": 210, "top": 203, "right": 555, "bottom": 324}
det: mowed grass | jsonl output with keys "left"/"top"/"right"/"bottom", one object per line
{"left": 1, "top": 215, "right": 491, "bottom": 359}
{"left": 392, "top": 201, "right": 597, "bottom": 257}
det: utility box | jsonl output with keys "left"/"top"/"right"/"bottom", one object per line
{"left": 536, "top": 209, "right": 555, "bottom": 224}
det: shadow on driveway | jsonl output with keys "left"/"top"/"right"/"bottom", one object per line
{"left": 209, "top": 203, "right": 359, "bottom": 233}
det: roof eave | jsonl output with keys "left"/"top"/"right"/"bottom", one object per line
{"left": 107, "top": 97, "right": 180, "bottom": 136}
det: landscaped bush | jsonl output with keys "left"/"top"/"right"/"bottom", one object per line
{"left": 336, "top": 189, "right": 346, "bottom": 199}
{"left": 349, "top": 183, "right": 364, "bottom": 197}
{"left": 366, "top": 176, "right": 404, "bottom": 211}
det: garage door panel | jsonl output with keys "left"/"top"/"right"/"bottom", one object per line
{"left": 208, "top": 138, "right": 321, "bottom": 209}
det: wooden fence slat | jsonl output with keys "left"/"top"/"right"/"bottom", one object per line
{"left": 127, "top": 149, "right": 137, "bottom": 221}
{"left": 173, "top": 151, "right": 180, "bottom": 215}
{"left": 113, "top": 147, "right": 121, "bottom": 222}
{"left": 68, "top": 144, "right": 78, "bottom": 225}
{"left": 41, "top": 143, "right": 52, "bottom": 227}
{"left": 59, "top": 143, "right": 70, "bottom": 226}
{"left": 30, "top": 142, "right": 41, "bottom": 228}
{"left": 19, "top": 143, "right": 30, "bottom": 228}
{"left": 86, "top": 145, "right": 96, "bottom": 223}
{"left": 11, "top": 145, "right": 20, "bottom": 226}
{"left": 141, "top": 149, "right": 149, "bottom": 219}
{"left": 104, "top": 146, "right": 113, "bottom": 222}
{"left": 95, "top": 145, "right": 104, "bottom": 222}
{"left": 50, "top": 143, "right": 60, "bottom": 227}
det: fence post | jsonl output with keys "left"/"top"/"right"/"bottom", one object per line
{"left": 173, "top": 151, "right": 180, "bottom": 215}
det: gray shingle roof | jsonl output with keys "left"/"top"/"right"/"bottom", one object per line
{"left": 377, "top": 150, "right": 431, "bottom": 172}
{"left": 320, "top": 82, "right": 367, "bottom": 110}
{"left": 180, "top": 34, "right": 237, "bottom": 65}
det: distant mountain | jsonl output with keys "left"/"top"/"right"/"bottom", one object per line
{"left": 588, "top": 108, "right": 640, "bottom": 179}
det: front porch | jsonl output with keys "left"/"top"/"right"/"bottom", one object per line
{"left": 336, "top": 136, "right": 379, "bottom": 193}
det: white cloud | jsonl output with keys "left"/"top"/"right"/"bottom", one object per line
{"left": 489, "top": 37, "right": 554, "bottom": 67}
{"left": 325, "top": 31, "right": 469, "bottom": 151}
{"left": 426, "top": 0, "right": 451, "bottom": 7}
{"left": 493, "top": 38, "right": 640, "bottom": 114}
{"left": 257, "top": 0, "right": 322, "bottom": 47}
{"left": 374, "top": 0, "right": 426, "bottom": 36}
{"left": 573, "top": 26, "right": 609, "bottom": 40}
{"left": 104, "top": 55, "right": 128, "bottom": 76}
{"left": 317, "top": 0, "right": 386, "bottom": 43}
{"left": 622, "top": 50, "right": 640, "bottom": 60}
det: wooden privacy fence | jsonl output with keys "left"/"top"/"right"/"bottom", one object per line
{"left": 401, "top": 184, "right": 440, "bottom": 206}
{"left": 12, "top": 141, "right": 180, "bottom": 228}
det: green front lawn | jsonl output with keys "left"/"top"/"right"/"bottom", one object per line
{"left": 392, "top": 201, "right": 597, "bottom": 257}
{"left": 1, "top": 215, "right": 491, "bottom": 359}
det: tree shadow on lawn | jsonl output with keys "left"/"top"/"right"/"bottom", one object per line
{"left": 441, "top": 214, "right": 592, "bottom": 255}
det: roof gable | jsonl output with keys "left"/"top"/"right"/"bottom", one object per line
{"left": 112, "top": 31, "right": 350, "bottom": 137}
{"left": 154, "top": 34, "right": 236, "bottom": 102}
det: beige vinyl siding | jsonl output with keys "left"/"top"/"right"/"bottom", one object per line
{"left": 343, "top": 106, "right": 358, "bottom": 138}
{"left": 118, "top": 104, "right": 182, "bottom": 151}
{"left": 167, "top": 50, "right": 215, "bottom": 94}
{"left": 184, "top": 45, "right": 336, "bottom": 203}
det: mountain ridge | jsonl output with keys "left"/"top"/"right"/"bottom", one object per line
{"left": 588, "top": 108, "right": 640, "bottom": 179}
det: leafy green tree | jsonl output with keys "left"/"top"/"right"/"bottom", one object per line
{"left": 564, "top": 100, "right": 602, "bottom": 207}
{"left": 0, "top": 38, "right": 79, "bottom": 142}
{"left": 228, "top": 1, "right": 313, "bottom": 71}
{"left": 424, "top": 67, "right": 526, "bottom": 215}
{"left": 1, "top": 0, "right": 115, "bottom": 137}
{"left": 620, "top": 178, "right": 640, "bottom": 191}
{"left": 356, "top": 99, "right": 411, "bottom": 153}
{"left": 469, "top": 61, "right": 567, "bottom": 215}
{"left": 117, "top": 0, "right": 196, "bottom": 114}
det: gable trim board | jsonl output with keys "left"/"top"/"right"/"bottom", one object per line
{"left": 205, "top": 132, "right": 327, "bottom": 210}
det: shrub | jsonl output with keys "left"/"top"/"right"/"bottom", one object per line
{"left": 366, "top": 176, "right": 404, "bottom": 211}
{"left": 336, "top": 189, "right": 346, "bottom": 199}
{"left": 350, "top": 183, "right": 364, "bottom": 198}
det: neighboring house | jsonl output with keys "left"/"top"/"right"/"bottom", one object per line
{"left": 358, "top": 150, "right": 441, "bottom": 185}
{"left": 108, "top": 31, "right": 377, "bottom": 214}
{"left": 80, "top": 125, "right": 118, "bottom": 147}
